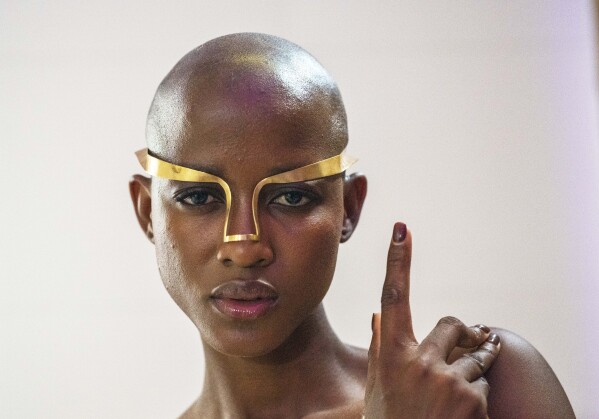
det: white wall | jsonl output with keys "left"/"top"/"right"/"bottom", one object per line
{"left": 1, "top": 1, "right": 597, "bottom": 417}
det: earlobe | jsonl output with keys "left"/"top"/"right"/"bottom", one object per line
{"left": 129, "top": 174, "right": 154, "bottom": 244}
{"left": 340, "top": 173, "right": 367, "bottom": 243}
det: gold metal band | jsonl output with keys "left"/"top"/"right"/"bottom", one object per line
{"left": 135, "top": 148, "right": 357, "bottom": 242}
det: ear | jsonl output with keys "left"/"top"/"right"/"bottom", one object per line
{"left": 340, "top": 173, "right": 367, "bottom": 243}
{"left": 129, "top": 174, "right": 154, "bottom": 243}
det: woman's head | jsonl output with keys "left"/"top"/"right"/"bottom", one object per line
{"left": 130, "top": 33, "right": 367, "bottom": 357}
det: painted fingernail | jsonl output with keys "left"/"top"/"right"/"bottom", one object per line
{"left": 476, "top": 324, "right": 491, "bottom": 333}
{"left": 393, "top": 222, "right": 407, "bottom": 243}
{"left": 371, "top": 313, "right": 376, "bottom": 331}
{"left": 487, "top": 333, "right": 500, "bottom": 345}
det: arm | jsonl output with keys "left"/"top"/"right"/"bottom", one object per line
{"left": 486, "top": 328, "right": 575, "bottom": 419}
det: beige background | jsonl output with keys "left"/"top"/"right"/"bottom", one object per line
{"left": 2, "top": 1, "right": 598, "bottom": 417}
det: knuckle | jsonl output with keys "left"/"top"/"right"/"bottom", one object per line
{"left": 463, "top": 352, "right": 486, "bottom": 374}
{"left": 479, "top": 376, "right": 490, "bottom": 390}
{"left": 469, "top": 325, "right": 485, "bottom": 340}
{"left": 442, "top": 370, "right": 463, "bottom": 387}
{"left": 437, "top": 315, "right": 465, "bottom": 330}
{"left": 479, "top": 342, "right": 500, "bottom": 356}
{"left": 424, "top": 341, "right": 444, "bottom": 356}
{"left": 387, "top": 246, "right": 407, "bottom": 267}
{"left": 428, "top": 367, "right": 462, "bottom": 389}
{"left": 380, "top": 285, "right": 404, "bottom": 308}
{"left": 408, "top": 356, "right": 434, "bottom": 379}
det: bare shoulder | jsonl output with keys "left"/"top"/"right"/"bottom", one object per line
{"left": 178, "top": 403, "right": 198, "bottom": 419}
{"left": 486, "top": 328, "right": 575, "bottom": 419}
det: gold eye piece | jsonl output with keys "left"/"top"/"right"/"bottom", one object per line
{"left": 135, "top": 148, "right": 357, "bottom": 242}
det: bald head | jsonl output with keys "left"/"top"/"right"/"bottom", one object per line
{"left": 146, "top": 33, "right": 348, "bottom": 160}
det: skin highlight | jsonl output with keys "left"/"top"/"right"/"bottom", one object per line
{"left": 146, "top": 33, "right": 348, "bottom": 163}
{"left": 130, "top": 33, "right": 575, "bottom": 418}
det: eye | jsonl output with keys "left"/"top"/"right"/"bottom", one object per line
{"left": 271, "top": 191, "right": 313, "bottom": 207}
{"left": 176, "top": 190, "right": 219, "bottom": 206}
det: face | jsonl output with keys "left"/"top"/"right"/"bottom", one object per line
{"left": 132, "top": 80, "right": 364, "bottom": 358}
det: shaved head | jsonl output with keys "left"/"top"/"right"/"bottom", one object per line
{"left": 131, "top": 34, "right": 369, "bottom": 363}
{"left": 146, "top": 33, "right": 348, "bottom": 161}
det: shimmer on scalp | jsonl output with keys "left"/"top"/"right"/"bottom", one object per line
{"left": 145, "top": 33, "right": 348, "bottom": 161}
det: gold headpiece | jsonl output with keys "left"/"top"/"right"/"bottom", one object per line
{"left": 136, "top": 149, "right": 357, "bottom": 242}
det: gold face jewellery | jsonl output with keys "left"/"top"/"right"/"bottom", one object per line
{"left": 136, "top": 148, "right": 357, "bottom": 242}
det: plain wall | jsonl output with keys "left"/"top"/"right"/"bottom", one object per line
{"left": 1, "top": 1, "right": 598, "bottom": 417}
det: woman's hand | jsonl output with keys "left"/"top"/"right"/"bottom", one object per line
{"left": 364, "top": 223, "right": 501, "bottom": 419}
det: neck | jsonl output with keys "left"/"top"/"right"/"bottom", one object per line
{"left": 194, "top": 304, "right": 366, "bottom": 418}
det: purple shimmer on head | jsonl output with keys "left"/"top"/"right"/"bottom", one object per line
{"left": 145, "top": 33, "right": 348, "bottom": 158}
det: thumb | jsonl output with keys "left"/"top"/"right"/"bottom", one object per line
{"left": 365, "top": 313, "right": 381, "bottom": 398}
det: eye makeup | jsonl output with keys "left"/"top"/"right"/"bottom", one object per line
{"left": 136, "top": 148, "right": 357, "bottom": 242}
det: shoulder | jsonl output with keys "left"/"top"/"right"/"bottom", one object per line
{"left": 485, "top": 328, "right": 575, "bottom": 419}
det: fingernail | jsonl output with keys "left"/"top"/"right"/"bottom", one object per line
{"left": 476, "top": 324, "right": 491, "bottom": 333}
{"left": 393, "top": 222, "right": 407, "bottom": 243}
{"left": 487, "top": 333, "right": 500, "bottom": 345}
{"left": 371, "top": 313, "right": 376, "bottom": 331}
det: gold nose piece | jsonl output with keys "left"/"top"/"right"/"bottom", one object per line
{"left": 224, "top": 234, "right": 259, "bottom": 242}
{"left": 135, "top": 148, "right": 357, "bottom": 242}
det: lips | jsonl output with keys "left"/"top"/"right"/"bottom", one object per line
{"left": 210, "top": 279, "right": 279, "bottom": 320}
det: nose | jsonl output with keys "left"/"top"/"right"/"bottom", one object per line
{"left": 218, "top": 192, "right": 273, "bottom": 267}
{"left": 225, "top": 193, "right": 259, "bottom": 240}
{"left": 217, "top": 240, "right": 274, "bottom": 268}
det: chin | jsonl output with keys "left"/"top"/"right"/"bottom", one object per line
{"left": 196, "top": 305, "right": 320, "bottom": 360}
{"left": 201, "top": 325, "right": 293, "bottom": 359}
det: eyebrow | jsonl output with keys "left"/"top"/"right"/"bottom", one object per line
{"left": 265, "top": 163, "right": 328, "bottom": 178}
{"left": 260, "top": 177, "right": 329, "bottom": 188}
{"left": 147, "top": 155, "right": 224, "bottom": 179}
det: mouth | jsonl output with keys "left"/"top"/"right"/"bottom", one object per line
{"left": 209, "top": 279, "right": 279, "bottom": 320}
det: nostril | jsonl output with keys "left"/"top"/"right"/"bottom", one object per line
{"left": 258, "top": 257, "right": 273, "bottom": 267}
{"left": 217, "top": 241, "right": 274, "bottom": 268}
{"left": 216, "top": 249, "right": 231, "bottom": 264}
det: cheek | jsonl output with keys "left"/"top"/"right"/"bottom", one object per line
{"left": 302, "top": 216, "right": 341, "bottom": 290}
{"left": 151, "top": 190, "right": 219, "bottom": 318}
{"left": 272, "top": 200, "right": 344, "bottom": 308}
{"left": 152, "top": 204, "right": 190, "bottom": 311}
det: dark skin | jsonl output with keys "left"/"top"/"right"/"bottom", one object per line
{"left": 130, "top": 33, "right": 575, "bottom": 418}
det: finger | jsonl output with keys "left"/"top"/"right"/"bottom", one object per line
{"left": 421, "top": 318, "right": 491, "bottom": 359}
{"left": 470, "top": 376, "right": 490, "bottom": 399}
{"left": 451, "top": 333, "right": 501, "bottom": 382}
{"left": 380, "top": 222, "right": 417, "bottom": 350}
{"left": 467, "top": 376, "right": 491, "bottom": 419}
{"left": 365, "top": 313, "right": 381, "bottom": 397}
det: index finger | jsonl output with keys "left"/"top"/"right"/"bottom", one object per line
{"left": 380, "top": 222, "right": 418, "bottom": 350}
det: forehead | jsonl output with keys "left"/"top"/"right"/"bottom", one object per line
{"left": 152, "top": 81, "right": 342, "bottom": 181}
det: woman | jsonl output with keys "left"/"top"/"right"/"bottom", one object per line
{"left": 129, "top": 33, "right": 574, "bottom": 418}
